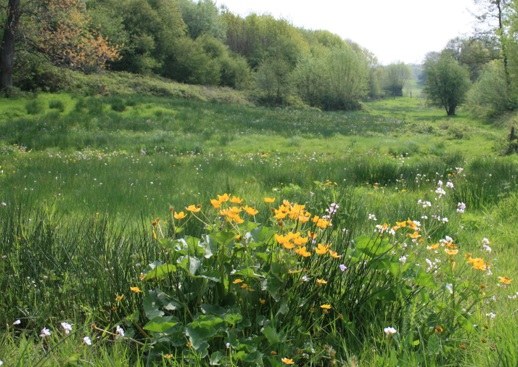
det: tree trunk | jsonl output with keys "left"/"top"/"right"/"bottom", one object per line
{"left": 447, "top": 105, "right": 456, "bottom": 116}
{"left": 0, "top": 0, "right": 22, "bottom": 91}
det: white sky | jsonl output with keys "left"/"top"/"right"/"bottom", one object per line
{"left": 215, "top": 0, "right": 478, "bottom": 65}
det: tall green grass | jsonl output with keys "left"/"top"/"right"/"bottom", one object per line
{"left": 0, "top": 92, "right": 517, "bottom": 366}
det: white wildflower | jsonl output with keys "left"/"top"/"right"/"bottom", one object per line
{"left": 13, "top": 319, "right": 21, "bottom": 325}
{"left": 486, "top": 312, "right": 496, "bottom": 320}
{"left": 40, "top": 327, "right": 51, "bottom": 338}
{"left": 445, "top": 283, "right": 453, "bottom": 294}
{"left": 383, "top": 327, "right": 397, "bottom": 336}
{"left": 456, "top": 202, "right": 466, "bottom": 214}
{"left": 425, "top": 258, "right": 434, "bottom": 271}
{"left": 435, "top": 187, "right": 446, "bottom": 197}
{"left": 482, "top": 238, "right": 492, "bottom": 253}
{"left": 417, "top": 199, "right": 432, "bottom": 208}
{"left": 83, "top": 336, "right": 92, "bottom": 346}
{"left": 115, "top": 325, "right": 125, "bottom": 337}
{"left": 339, "top": 264, "right": 347, "bottom": 272}
{"left": 368, "top": 213, "right": 377, "bottom": 221}
{"left": 446, "top": 181, "right": 454, "bottom": 189}
{"left": 61, "top": 322, "right": 72, "bottom": 335}
{"left": 399, "top": 255, "right": 407, "bottom": 264}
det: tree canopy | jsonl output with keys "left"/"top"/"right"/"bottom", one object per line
{"left": 424, "top": 53, "right": 471, "bottom": 116}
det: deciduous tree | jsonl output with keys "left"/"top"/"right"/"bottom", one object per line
{"left": 382, "top": 62, "right": 412, "bottom": 97}
{"left": 424, "top": 53, "right": 471, "bottom": 116}
{"left": 1, "top": 0, "right": 120, "bottom": 91}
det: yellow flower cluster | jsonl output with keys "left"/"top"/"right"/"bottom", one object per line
{"left": 271, "top": 200, "right": 331, "bottom": 229}
{"left": 274, "top": 200, "right": 311, "bottom": 223}
{"left": 274, "top": 231, "right": 340, "bottom": 259}
{"left": 467, "top": 256, "right": 488, "bottom": 271}
{"left": 275, "top": 232, "right": 308, "bottom": 249}
{"left": 393, "top": 219, "right": 420, "bottom": 231}
{"left": 209, "top": 193, "right": 259, "bottom": 224}
{"left": 312, "top": 215, "right": 331, "bottom": 229}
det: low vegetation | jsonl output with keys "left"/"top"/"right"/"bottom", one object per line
{"left": 0, "top": 84, "right": 517, "bottom": 365}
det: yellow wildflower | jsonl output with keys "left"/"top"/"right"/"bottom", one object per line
{"left": 173, "top": 211, "right": 186, "bottom": 220}
{"left": 230, "top": 196, "right": 243, "bottom": 204}
{"left": 281, "top": 357, "right": 295, "bottom": 365}
{"left": 320, "top": 304, "right": 332, "bottom": 310}
{"left": 467, "top": 257, "right": 487, "bottom": 271}
{"left": 185, "top": 204, "right": 201, "bottom": 213}
{"left": 316, "top": 278, "right": 328, "bottom": 285}
{"left": 312, "top": 215, "right": 331, "bottom": 229}
{"left": 292, "top": 234, "right": 308, "bottom": 246}
{"left": 445, "top": 242, "right": 457, "bottom": 249}
{"left": 315, "top": 243, "right": 329, "bottom": 255}
{"left": 264, "top": 197, "right": 276, "bottom": 204}
{"left": 210, "top": 199, "right": 221, "bottom": 209}
{"left": 130, "top": 286, "right": 143, "bottom": 293}
{"left": 407, "top": 219, "right": 420, "bottom": 231}
{"left": 232, "top": 278, "right": 244, "bottom": 284}
{"left": 498, "top": 276, "right": 512, "bottom": 285}
{"left": 408, "top": 231, "right": 421, "bottom": 239}
{"left": 115, "top": 294, "right": 124, "bottom": 303}
{"left": 395, "top": 220, "right": 407, "bottom": 228}
{"left": 445, "top": 249, "right": 459, "bottom": 256}
{"left": 295, "top": 246, "right": 311, "bottom": 258}
{"left": 274, "top": 208, "right": 288, "bottom": 220}
{"left": 329, "top": 250, "right": 341, "bottom": 259}
{"left": 243, "top": 205, "right": 258, "bottom": 216}
{"left": 217, "top": 193, "right": 230, "bottom": 203}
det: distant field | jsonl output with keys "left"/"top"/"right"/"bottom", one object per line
{"left": 0, "top": 93, "right": 517, "bottom": 366}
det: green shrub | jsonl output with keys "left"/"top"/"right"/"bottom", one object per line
{"left": 25, "top": 99, "right": 44, "bottom": 115}
{"left": 14, "top": 50, "right": 72, "bottom": 92}
{"left": 110, "top": 97, "right": 127, "bottom": 112}
{"left": 48, "top": 99, "right": 65, "bottom": 112}
{"left": 467, "top": 60, "right": 513, "bottom": 118}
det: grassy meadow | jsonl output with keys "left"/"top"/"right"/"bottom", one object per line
{"left": 0, "top": 85, "right": 517, "bottom": 366}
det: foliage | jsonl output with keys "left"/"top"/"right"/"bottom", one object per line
{"left": 445, "top": 36, "right": 501, "bottom": 81}
{"left": 423, "top": 53, "right": 471, "bottom": 116}
{"left": 24, "top": 0, "right": 120, "bottom": 72}
{"left": 382, "top": 62, "right": 412, "bottom": 97}
{"left": 223, "top": 14, "right": 309, "bottom": 70}
{"left": 109, "top": 0, "right": 185, "bottom": 75}
{"left": 467, "top": 60, "right": 513, "bottom": 117}
{"left": 253, "top": 58, "right": 293, "bottom": 106}
{"left": 178, "top": 0, "right": 226, "bottom": 40}
{"left": 292, "top": 45, "right": 369, "bottom": 110}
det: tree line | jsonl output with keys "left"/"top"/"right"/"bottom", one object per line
{"left": 2, "top": 0, "right": 518, "bottom": 116}
{"left": 0, "top": 0, "right": 416, "bottom": 109}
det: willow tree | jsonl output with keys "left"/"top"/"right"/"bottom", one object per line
{"left": 292, "top": 44, "right": 369, "bottom": 110}
{"left": 424, "top": 53, "right": 471, "bottom": 116}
